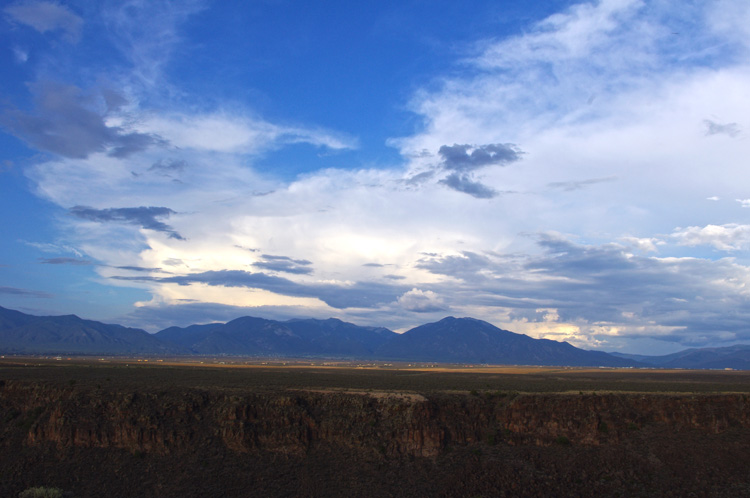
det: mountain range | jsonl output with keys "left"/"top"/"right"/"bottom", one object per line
{"left": 1, "top": 306, "right": 748, "bottom": 369}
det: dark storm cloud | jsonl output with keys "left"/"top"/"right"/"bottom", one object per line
{"left": 114, "top": 270, "right": 406, "bottom": 309}
{"left": 69, "top": 205, "right": 184, "bottom": 240}
{"left": 38, "top": 257, "right": 92, "bottom": 265}
{"left": 438, "top": 143, "right": 522, "bottom": 171}
{"left": 1, "top": 82, "right": 160, "bottom": 159}
{"left": 548, "top": 176, "right": 617, "bottom": 192}
{"left": 0, "top": 286, "right": 53, "bottom": 298}
{"left": 254, "top": 254, "right": 314, "bottom": 275}
{"left": 439, "top": 173, "right": 497, "bottom": 199}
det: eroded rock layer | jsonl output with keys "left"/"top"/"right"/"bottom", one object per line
{"left": 2, "top": 380, "right": 750, "bottom": 497}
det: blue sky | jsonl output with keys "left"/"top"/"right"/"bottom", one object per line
{"left": 2, "top": 0, "right": 750, "bottom": 354}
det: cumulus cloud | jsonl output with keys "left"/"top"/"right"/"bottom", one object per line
{"left": 69, "top": 206, "right": 184, "bottom": 240}
{"left": 11, "top": 0, "right": 750, "bottom": 353}
{"left": 619, "top": 236, "right": 662, "bottom": 253}
{"left": 416, "top": 234, "right": 750, "bottom": 346}
{"left": 397, "top": 288, "right": 445, "bottom": 313}
{"left": 4, "top": 1, "right": 83, "bottom": 43}
{"left": 672, "top": 223, "right": 750, "bottom": 251}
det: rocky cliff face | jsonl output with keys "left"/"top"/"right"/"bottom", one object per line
{"left": 3, "top": 380, "right": 749, "bottom": 460}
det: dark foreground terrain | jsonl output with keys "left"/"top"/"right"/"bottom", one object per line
{"left": 2, "top": 359, "right": 750, "bottom": 497}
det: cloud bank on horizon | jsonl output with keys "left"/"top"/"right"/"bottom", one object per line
{"left": 1, "top": 0, "right": 750, "bottom": 355}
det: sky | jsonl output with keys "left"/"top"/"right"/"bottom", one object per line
{"left": 1, "top": 0, "right": 750, "bottom": 355}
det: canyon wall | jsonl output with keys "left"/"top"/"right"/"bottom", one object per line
{"left": 3, "top": 380, "right": 750, "bottom": 496}
{"left": 3, "top": 380, "right": 750, "bottom": 457}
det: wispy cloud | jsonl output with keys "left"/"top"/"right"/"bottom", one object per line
{"left": 253, "top": 254, "right": 314, "bottom": 275}
{"left": 4, "top": 1, "right": 83, "bottom": 43}
{"left": 548, "top": 176, "right": 617, "bottom": 192}
{"left": 0, "top": 285, "right": 53, "bottom": 298}
{"left": 704, "top": 119, "right": 741, "bottom": 137}
{"left": 39, "top": 257, "right": 92, "bottom": 265}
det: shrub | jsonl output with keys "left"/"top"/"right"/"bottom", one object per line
{"left": 19, "top": 486, "right": 64, "bottom": 498}
{"left": 555, "top": 435, "right": 571, "bottom": 446}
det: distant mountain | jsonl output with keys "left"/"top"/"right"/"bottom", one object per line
{"left": 284, "top": 318, "right": 397, "bottom": 356}
{"left": 376, "top": 317, "right": 638, "bottom": 367}
{"left": 0, "top": 306, "right": 181, "bottom": 355}
{"left": 611, "top": 345, "right": 750, "bottom": 370}
{"left": 3, "top": 305, "right": 750, "bottom": 369}
{"left": 155, "top": 316, "right": 397, "bottom": 357}
{"left": 155, "top": 323, "right": 223, "bottom": 350}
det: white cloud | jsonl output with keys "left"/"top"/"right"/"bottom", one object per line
{"left": 397, "top": 289, "right": 445, "bottom": 313}
{"left": 619, "top": 236, "right": 662, "bottom": 253}
{"left": 138, "top": 113, "right": 356, "bottom": 154}
{"left": 672, "top": 223, "right": 750, "bottom": 251}
{"left": 100, "top": 0, "right": 205, "bottom": 89}
{"left": 12, "top": 46, "right": 28, "bottom": 63}
{"left": 17, "top": 0, "right": 750, "bottom": 351}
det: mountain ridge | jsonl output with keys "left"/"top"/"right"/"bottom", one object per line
{"left": 2, "top": 306, "right": 749, "bottom": 369}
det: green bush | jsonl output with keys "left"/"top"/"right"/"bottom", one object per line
{"left": 555, "top": 435, "right": 571, "bottom": 446}
{"left": 19, "top": 486, "right": 64, "bottom": 498}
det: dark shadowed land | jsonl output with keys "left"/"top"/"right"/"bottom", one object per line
{"left": 2, "top": 359, "right": 750, "bottom": 497}
{"left": 3, "top": 356, "right": 750, "bottom": 393}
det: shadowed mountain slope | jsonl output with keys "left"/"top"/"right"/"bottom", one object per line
{"left": 611, "top": 345, "right": 750, "bottom": 370}
{"left": 0, "top": 306, "right": 180, "bottom": 355}
{"left": 376, "top": 317, "right": 637, "bottom": 367}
